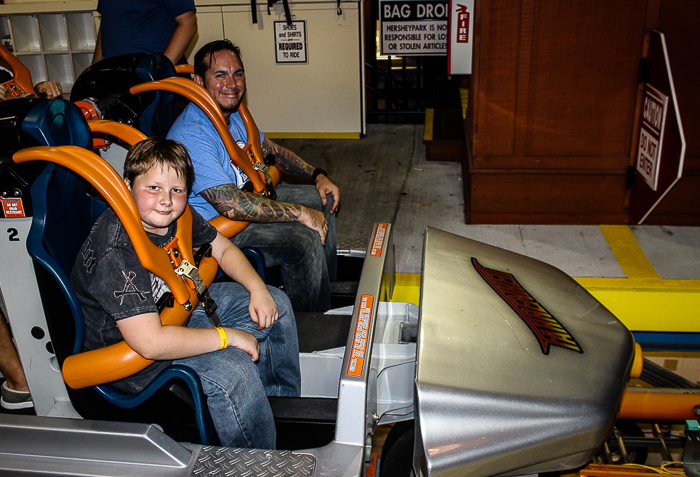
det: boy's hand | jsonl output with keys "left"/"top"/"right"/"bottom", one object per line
{"left": 249, "top": 289, "right": 279, "bottom": 330}
{"left": 226, "top": 328, "right": 260, "bottom": 361}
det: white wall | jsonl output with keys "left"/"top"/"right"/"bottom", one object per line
{"left": 0, "top": 0, "right": 365, "bottom": 137}
{"left": 191, "top": 1, "right": 364, "bottom": 137}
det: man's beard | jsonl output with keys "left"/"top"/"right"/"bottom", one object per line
{"left": 219, "top": 90, "right": 246, "bottom": 114}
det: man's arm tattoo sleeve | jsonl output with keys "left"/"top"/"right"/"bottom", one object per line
{"left": 201, "top": 184, "right": 304, "bottom": 222}
{"left": 262, "top": 139, "right": 314, "bottom": 180}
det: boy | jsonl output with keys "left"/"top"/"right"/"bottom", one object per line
{"left": 71, "top": 137, "right": 300, "bottom": 449}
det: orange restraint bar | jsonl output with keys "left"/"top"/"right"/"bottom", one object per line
{"left": 128, "top": 76, "right": 280, "bottom": 238}
{"left": 0, "top": 44, "right": 35, "bottom": 99}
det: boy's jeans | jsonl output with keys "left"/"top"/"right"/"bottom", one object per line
{"left": 175, "top": 282, "right": 300, "bottom": 449}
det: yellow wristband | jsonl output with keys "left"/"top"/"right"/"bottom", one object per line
{"left": 215, "top": 327, "right": 227, "bottom": 349}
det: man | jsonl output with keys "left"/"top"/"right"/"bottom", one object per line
{"left": 168, "top": 40, "right": 340, "bottom": 312}
{"left": 92, "top": 0, "right": 197, "bottom": 66}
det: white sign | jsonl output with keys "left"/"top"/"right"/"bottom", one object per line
{"left": 447, "top": 0, "right": 474, "bottom": 74}
{"left": 636, "top": 84, "right": 668, "bottom": 191}
{"left": 379, "top": 0, "right": 449, "bottom": 56}
{"left": 274, "top": 21, "right": 307, "bottom": 63}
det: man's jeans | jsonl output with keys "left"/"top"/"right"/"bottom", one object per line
{"left": 175, "top": 283, "right": 301, "bottom": 449}
{"left": 232, "top": 184, "right": 337, "bottom": 312}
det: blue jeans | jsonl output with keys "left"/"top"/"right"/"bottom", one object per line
{"left": 175, "top": 282, "right": 300, "bottom": 449}
{"left": 232, "top": 184, "right": 337, "bottom": 312}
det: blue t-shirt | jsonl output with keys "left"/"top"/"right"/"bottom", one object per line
{"left": 167, "top": 102, "right": 266, "bottom": 221}
{"left": 97, "top": 0, "right": 195, "bottom": 58}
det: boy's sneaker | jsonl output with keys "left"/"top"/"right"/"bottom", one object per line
{"left": 1, "top": 381, "right": 33, "bottom": 409}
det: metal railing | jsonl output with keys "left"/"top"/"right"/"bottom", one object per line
{"left": 365, "top": 56, "right": 426, "bottom": 123}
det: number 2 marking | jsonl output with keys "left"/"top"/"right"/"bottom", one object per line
{"left": 7, "top": 228, "right": 19, "bottom": 242}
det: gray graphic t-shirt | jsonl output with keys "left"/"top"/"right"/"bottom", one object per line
{"left": 70, "top": 207, "right": 217, "bottom": 392}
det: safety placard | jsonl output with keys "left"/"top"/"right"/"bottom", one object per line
{"left": 1, "top": 197, "right": 25, "bottom": 218}
{"left": 636, "top": 84, "right": 668, "bottom": 191}
{"left": 370, "top": 223, "right": 388, "bottom": 257}
{"left": 274, "top": 21, "right": 307, "bottom": 63}
{"left": 379, "top": 0, "right": 449, "bottom": 56}
{"left": 347, "top": 294, "right": 374, "bottom": 377}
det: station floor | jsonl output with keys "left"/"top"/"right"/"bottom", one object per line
{"left": 279, "top": 123, "right": 700, "bottom": 384}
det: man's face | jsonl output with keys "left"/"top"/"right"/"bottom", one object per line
{"left": 128, "top": 166, "right": 188, "bottom": 236}
{"left": 195, "top": 49, "right": 247, "bottom": 116}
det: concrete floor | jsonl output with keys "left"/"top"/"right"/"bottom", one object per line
{"left": 278, "top": 123, "right": 700, "bottom": 279}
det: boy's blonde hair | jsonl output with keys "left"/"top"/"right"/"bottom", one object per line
{"left": 124, "top": 137, "right": 195, "bottom": 192}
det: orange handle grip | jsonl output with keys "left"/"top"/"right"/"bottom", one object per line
{"left": 87, "top": 120, "right": 148, "bottom": 146}
{"left": 175, "top": 64, "right": 194, "bottom": 75}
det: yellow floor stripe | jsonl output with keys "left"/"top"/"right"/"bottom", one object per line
{"left": 460, "top": 88, "right": 469, "bottom": 119}
{"left": 599, "top": 225, "right": 659, "bottom": 279}
{"left": 423, "top": 108, "right": 434, "bottom": 142}
{"left": 575, "top": 277, "right": 700, "bottom": 332}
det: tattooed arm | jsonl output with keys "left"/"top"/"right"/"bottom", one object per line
{"left": 201, "top": 183, "right": 329, "bottom": 244}
{"left": 262, "top": 138, "right": 340, "bottom": 213}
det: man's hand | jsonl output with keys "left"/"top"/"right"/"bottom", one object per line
{"left": 226, "top": 328, "right": 260, "bottom": 361}
{"left": 249, "top": 288, "right": 279, "bottom": 330}
{"left": 316, "top": 175, "right": 340, "bottom": 214}
{"left": 34, "top": 81, "right": 62, "bottom": 99}
{"left": 0, "top": 84, "right": 7, "bottom": 101}
{"left": 299, "top": 207, "right": 329, "bottom": 244}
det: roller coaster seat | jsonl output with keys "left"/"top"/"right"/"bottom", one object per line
{"left": 71, "top": 53, "right": 179, "bottom": 137}
{"left": 12, "top": 99, "right": 215, "bottom": 444}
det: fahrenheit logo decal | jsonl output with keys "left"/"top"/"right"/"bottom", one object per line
{"left": 370, "top": 223, "right": 388, "bottom": 257}
{"left": 472, "top": 258, "right": 583, "bottom": 355}
{"left": 347, "top": 294, "right": 374, "bottom": 376}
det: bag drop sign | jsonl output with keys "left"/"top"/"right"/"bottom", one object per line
{"left": 274, "top": 21, "right": 307, "bottom": 63}
{"left": 379, "top": 0, "right": 449, "bottom": 56}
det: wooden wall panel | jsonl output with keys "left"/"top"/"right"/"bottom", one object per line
{"left": 525, "top": 0, "right": 646, "bottom": 158}
{"left": 472, "top": 0, "right": 521, "bottom": 157}
{"left": 470, "top": 173, "right": 627, "bottom": 215}
{"left": 467, "top": 0, "right": 700, "bottom": 225}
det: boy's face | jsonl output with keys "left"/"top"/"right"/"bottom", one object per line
{"left": 128, "top": 165, "right": 188, "bottom": 235}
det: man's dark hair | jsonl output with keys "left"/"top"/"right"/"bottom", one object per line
{"left": 124, "top": 137, "right": 195, "bottom": 193}
{"left": 194, "top": 39, "right": 242, "bottom": 79}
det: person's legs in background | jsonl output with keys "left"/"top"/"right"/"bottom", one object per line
{"left": 0, "top": 306, "right": 33, "bottom": 409}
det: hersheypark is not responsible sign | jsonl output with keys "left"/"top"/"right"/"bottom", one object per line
{"left": 379, "top": 0, "right": 449, "bottom": 56}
